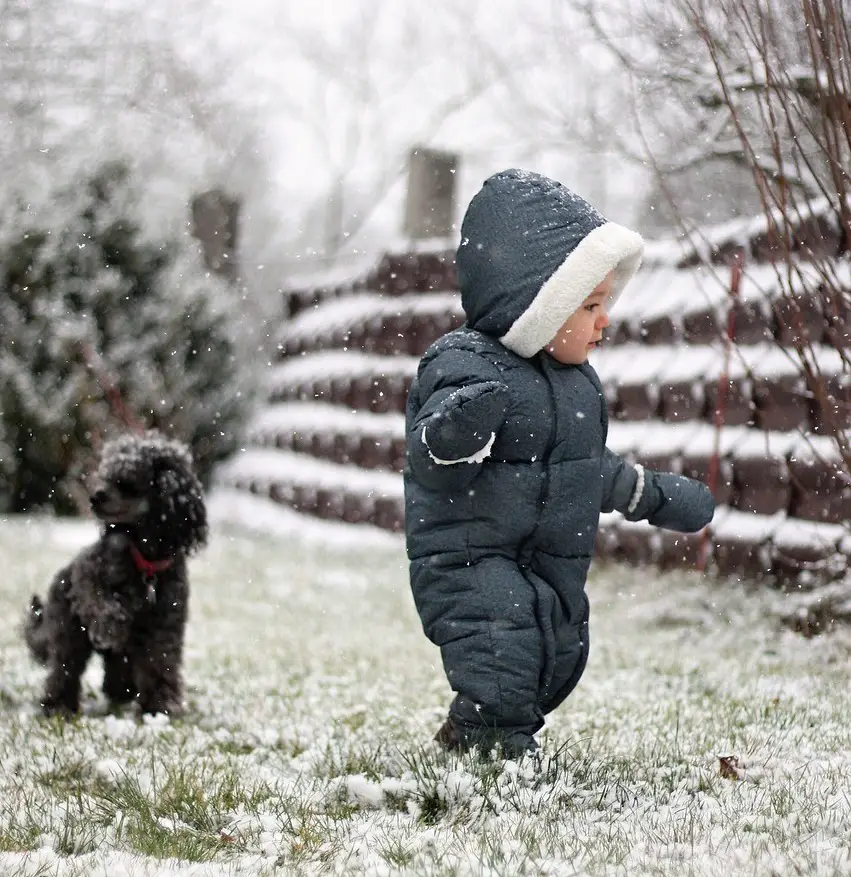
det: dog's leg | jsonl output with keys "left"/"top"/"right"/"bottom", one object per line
{"left": 28, "top": 569, "right": 91, "bottom": 716}
{"left": 41, "top": 622, "right": 92, "bottom": 717}
{"left": 131, "top": 619, "right": 186, "bottom": 718}
{"left": 34, "top": 575, "right": 93, "bottom": 717}
{"left": 133, "top": 645, "right": 184, "bottom": 717}
{"left": 102, "top": 652, "right": 137, "bottom": 706}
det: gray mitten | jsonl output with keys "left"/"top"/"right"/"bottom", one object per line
{"left": 424, "top": 381, "right": 510, "bottom": 462}
{"left": 645, "top": 472, "right": 715, "bottom": 532}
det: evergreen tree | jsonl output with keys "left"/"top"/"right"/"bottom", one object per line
{"left": 0, "top": 161, "right": 255, "bottom": 514}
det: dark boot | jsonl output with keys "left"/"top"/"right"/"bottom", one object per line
{"left": 435, "top": 714, "right": 538, "bottom": 760}
{"left": 434, "top": 716, "right": 464, "bottom": 750}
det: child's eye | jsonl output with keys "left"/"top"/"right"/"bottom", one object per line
{"left": 585, "top": 304, "right": 599, "bottom": 312}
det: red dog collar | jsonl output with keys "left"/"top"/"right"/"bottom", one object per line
{"left": 128, "top": 542, "right": 174, "bottom": 603}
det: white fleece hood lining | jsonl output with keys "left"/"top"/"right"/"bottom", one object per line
{"left": 499, "top": 222, "right": 644, "bottom": 358}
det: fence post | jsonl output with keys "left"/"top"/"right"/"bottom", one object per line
{"left": 403, "top": 146, "right": 458, "bottom": 240}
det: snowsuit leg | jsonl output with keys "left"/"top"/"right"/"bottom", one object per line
{"left": 410, "top": 550, "right": 548, "bottom": 754}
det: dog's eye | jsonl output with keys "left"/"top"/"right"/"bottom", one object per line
{"left": 114, "top": 479, "right": 142, "bottom": 496}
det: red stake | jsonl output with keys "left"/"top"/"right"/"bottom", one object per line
{"left": 81, "top": 342, "right": 145, "bottom": 434}
{"left": 697, "top": 251, "right": 744, "bottom": 573}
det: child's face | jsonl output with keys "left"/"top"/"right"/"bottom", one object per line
{"left": 545, "top": 272, "right": 613, "bottom": 365}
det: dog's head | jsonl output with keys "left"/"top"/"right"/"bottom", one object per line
{"left": 90, "top": 431, "right": 208, "bottom": 555}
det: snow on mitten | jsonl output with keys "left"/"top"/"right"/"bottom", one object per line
{"left": 424, "top": 381, "right": 510, "bottom": 463}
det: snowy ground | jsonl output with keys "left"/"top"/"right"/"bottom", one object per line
{"left": 1, "top": 503, "right": 850, "bottom": 877}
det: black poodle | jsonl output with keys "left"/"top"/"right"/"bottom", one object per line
{"left": 24, "top": 431, "right": 208, "bottom": 718}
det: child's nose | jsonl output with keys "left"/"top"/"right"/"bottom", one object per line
{"left": 596, "top": 309, "right": 610, "bottom": 329}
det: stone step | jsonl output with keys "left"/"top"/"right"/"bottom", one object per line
{"left": 215, "top": 447, "right": 405, "bottom": 532}
{"left": 613, "top": 260, "right": 851, "bottom": 347}
{"left": 598, "top": 508, "right": 849, "bottom": 588}
{"left": 277, "top": 292, "right": 463, "bottom": 358}
{"left": 641, "top": 198, "right": 845, "bottom": 269}
{"left": 608, "top": 421, "right": 851, "bottom": 524}
{"left": 246, "top": 402, "right": 406, "bottom": 472}
{"left": 268, "top": 352, "right": 416, "bottom": 413}
{"left": 214, "top": 438, "right": 850, "bottom": 584}
{"left": 267, "top": 343, "right": 851, "bottom": 433}
{"left": 278, "top": 260, "right": 851, "bottom": 355}
{"left": 240, "top": 399, "right": 851, "bottom": 526}
{"left": 282, "top": 248, "right": 456, "bottom": 318}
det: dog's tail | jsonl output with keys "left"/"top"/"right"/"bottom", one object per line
{"left": 23, "top": 595, "right": 50, "bottom": 665}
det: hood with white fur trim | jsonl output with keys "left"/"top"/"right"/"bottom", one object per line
{"left": 455, "top": 169, "right": 644, "bottom": 358}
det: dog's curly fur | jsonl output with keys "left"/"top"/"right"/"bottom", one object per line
{"left": 23, "top": 431, "right": 208, "bottom": 718}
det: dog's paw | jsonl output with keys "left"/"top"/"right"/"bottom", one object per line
{"left": 136, "top": 700, "right": 185, "bottom": 721}
{"left": 40, "top": 701, "right": 78, "bottom": 720}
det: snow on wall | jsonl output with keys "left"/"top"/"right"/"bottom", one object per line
{"left": 248, "top": 402, "right": 406, "bottom": 441}
{"left": 218, "top": 446, "right": 403, "bottom": 498}
{"left": 266, "top": 340, "right": 844, "bottom": 397}
{"left": 641, "top": 195, "right": 848, "bottom": 268}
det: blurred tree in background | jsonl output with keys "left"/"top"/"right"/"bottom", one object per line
{"left": 578, "top": 0, "right": 851, "bottom": 236}
{"left": 0, "top": 162, "right": 254, "bottom": 513}
{"left": 0, "top": 0, "right": 273, "bottom": 513}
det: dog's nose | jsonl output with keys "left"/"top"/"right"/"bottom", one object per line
{"left": 90, "top": 489, "right": 108, "bottom": 508}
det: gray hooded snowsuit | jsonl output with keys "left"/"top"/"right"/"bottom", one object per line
{"left": 404, "top": 170, "right": 715, "bottom": 755}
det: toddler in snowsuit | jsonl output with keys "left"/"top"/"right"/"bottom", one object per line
{"left": 403, "top": 169, "right": 715, "bottom": 757}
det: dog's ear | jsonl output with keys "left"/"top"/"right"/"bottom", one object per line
{"left": 154, "top": 460, "right": 208, "bottom": 553}
{"left": 153, "top": 465, "right": 181, "bottom": 499}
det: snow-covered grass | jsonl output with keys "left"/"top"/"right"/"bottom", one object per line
{"left": 1, "top": 513, "right": 850, "bottom": 877}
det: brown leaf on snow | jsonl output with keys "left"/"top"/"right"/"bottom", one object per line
{"left": 718, "top": 755, "right": 743, "bottom": 780}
